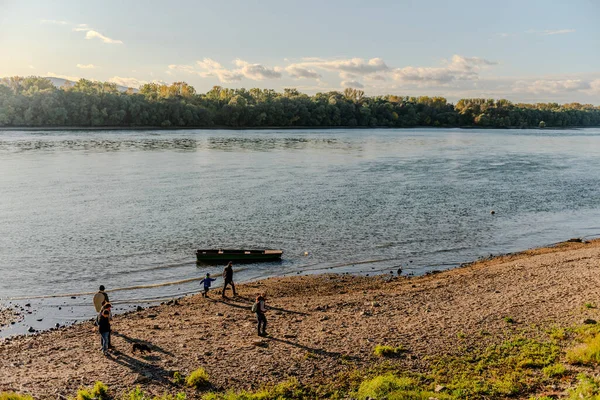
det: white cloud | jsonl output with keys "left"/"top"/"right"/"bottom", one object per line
{"left": 543, "top": 29, "right": 575, "bottom": 35}
{"left": 41, "top": 19, "right": 68, "bottom": 25}
{"left": 170, "top": 58, "right": 282, "bottom": 83}
{"left": 366, "top": 74, "right": 386, "bottom": 82}
{"left": 341, "top": 80, "right": 364, "bottom": 89}
{"left": 85, "top": 30, "right": 123, "bottom": 44}
{"left": 513, "top": 79, "right": 591, "bottom": 94}
{"left": 339, "top": 71, "right": 358, "bottom": 80}
{"left": 233, "top": 59, "right": 282, "bottom": 80}
{"left": 72, "top": 24, "right": 123, "bottom": 44}
{"left": 526, "top": 29, "right": 575, "bottom": 36}
{"left": 285, "top": 65, "right": 321, "bottom": 79}
{"left": 196, "top": 58, "right": 243, "bottom": 82}
{"left": 76, "top": 64, "right": 98, "bottom": 69}
{"left": 392, "top": 55, "right": 497, "bottom": 86}
{"left": 168, "top": 64, "right": 196, "bottom": 74}
{"left": 47, "top": 72, "right": 80, "bottom": 82}
{"left": 287, "top": 57, "right": 389, "bottom": 78}
{"left": 28, "top": 65, "right": 35, "bottom": 69}
{"left": 108, "top": 76, "right": 148, "bottom": 88}
{"left": 73, "top": 24, "right": 90, "bottom": 32}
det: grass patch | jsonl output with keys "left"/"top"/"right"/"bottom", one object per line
{"left": 186, "top": 368, "right": 210, "bottom": 389}
{"left": 202, "top": 379, "right": 307, "bottom": 400}
{"left": 172, "top": 371, "right": 185, "bottom": 385}
{"left": 373, "top": 345, "right": 405, "bottom": 357}
{"left": 542, "top": 363, "right": 567, "bottom": 378}
{"left": 567, "top": 374, "right": 600, "bottom": 399}
{"left": 124, "top": 387, "right": 187, "bottom": 400}
{"left": 0, "top": 394, "right": 34, "bottom": 400}
{"left": 504, "top": 316, "right": 515, "bottom": 324}
{"left": 429, "top": 337, "right": 559, "bottom": 397}
{"left": 548, "top": 326, "right": 568, "bottom": 341}
{"left": 74, "top": 382, "right": 109, "bottom": 400}
{"left": 585, "top": 303, "right": 597, "bottom": 309}
{"left": 355, "top": 374, "right": 452, "bottom": 400}
{"left": 566, "top": 333, "right": 600, "bottom": 365}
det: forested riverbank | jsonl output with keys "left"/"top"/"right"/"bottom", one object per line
{"left": 2, "top": 76, "right": 600, "bottom": 129}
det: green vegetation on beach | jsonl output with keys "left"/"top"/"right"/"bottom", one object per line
{"left": 1, "top": 76, "right": 600, "bottom": 129}
{"left": 7, "top": 324, "right": 600, "bottom": 399}
{"left": 373, "top": 344, "right": 405, "bottom": 357}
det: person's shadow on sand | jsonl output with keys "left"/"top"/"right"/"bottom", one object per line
{"left": 266, "top": 336, "right": 358, "bottom": 360}
{"left": 216, "top": 295, "right": 309, "bottom": 316}
{"left": 108, "top": 350, "right": 174, "bottom": 386}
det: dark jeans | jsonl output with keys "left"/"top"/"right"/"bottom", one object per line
{"left": 100, "top": 331, "right": 110, "bottom": 352}
{"left": 222, "top": 280, "right": 236, "bottom": 296}
{"left": 256, "top": 312, "right": 267, "bottom": 334}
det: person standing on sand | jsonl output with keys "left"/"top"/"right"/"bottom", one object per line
{"left": 253, "top": 294, "right": 267, "bottom": 336}
{"left": 199, "top": 273, "right": 217, "bottom": 297}
{"left": 97, "top": 308, "right": 111, "bottom": 355}
{"left": 222, "top": 261, "right": 237, "bottom": 298}
{"left": 100, "top": 301, "right": 113, "bottom": 349}
{"left": 93, "top": 285, "right": 109, "bottom": 313}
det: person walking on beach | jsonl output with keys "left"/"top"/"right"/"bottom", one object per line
{"left": 199, "top": 273, "right": 217, "bottom": 297}
{"left": 93, "top": 285, "right": 109, "bottom": 313}
{"left": 96, "top": 308, "right": 111, "bottom": 356}
{"left": 252, "top": 294, "right": 267, "bottom": 336}
{"left": 222, "top": 261, "right": 237, "bottom": 298}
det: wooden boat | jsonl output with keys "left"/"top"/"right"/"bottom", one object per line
{"left": 196, "top": 249, "right": 283, "bottom": 264}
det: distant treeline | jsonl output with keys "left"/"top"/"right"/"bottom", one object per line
{"left": 1, "top": 76, "right": 600, "bottom": 129}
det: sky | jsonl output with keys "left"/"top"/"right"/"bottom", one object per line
{"left": 1, "top": 0, "right": 599, "bottom": 103}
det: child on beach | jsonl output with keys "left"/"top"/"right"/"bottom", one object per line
{"left": 199, "top": 273, "right": 217, "bottom": 297}
{"left": 252, "top": 294, "right": 268, "bottom": 336}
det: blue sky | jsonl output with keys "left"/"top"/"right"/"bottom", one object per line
{"left": 1, "top": 0, "right": 599, "bottom": 103}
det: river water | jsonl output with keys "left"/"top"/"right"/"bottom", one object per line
{"left": 1, "top": 128, "right": 600, "bottom": 336}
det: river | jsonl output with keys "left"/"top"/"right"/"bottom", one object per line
{"left": 1, "top": 128, "right": 600, "bottom": 336}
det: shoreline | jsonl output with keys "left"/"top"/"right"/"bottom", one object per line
{"left": 2, "top": 238, "right": 600, "bottom": 398}
{"left": 0, "top": 125, "right": 595, "bottom": 132}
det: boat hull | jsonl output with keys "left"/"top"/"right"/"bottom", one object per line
{"left": 196, "top": 249, "right": 283, "bottom": 264}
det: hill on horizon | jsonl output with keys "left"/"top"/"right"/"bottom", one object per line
{"left": 43, "top": 77, "right": 136, "bottom": 93}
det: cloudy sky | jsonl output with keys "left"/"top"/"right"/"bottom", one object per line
{"left": 1, "top": 0, "right": 599, "bottom": 103}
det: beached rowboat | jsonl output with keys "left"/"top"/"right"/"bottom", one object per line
{"left": 196, "top": 249, "right": 283, "bottom": 263}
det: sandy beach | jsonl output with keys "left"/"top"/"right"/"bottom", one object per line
{"left": 1, "top": 239, "right": 600, "bottom": 399}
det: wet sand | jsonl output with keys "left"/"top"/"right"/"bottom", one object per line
{"left": 1, "top": 239, "right": 600, "bottom": 399}
{"left": 0, "top": 306, "right": 23, "bottom": 330}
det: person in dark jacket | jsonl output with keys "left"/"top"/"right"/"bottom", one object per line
{"left": 254, "top": 294, "right": 267, "bottom": 336}
{"left": 222, "top": 261, "right": 237, "bottom": 298}
{"left": 97, "top": 308, "right": 111, "bottom": 355}
{"left": 199, "top": 273, "right": 217, "bottom": 297}
{"left": 100, "top": 301, "right": 113, "bottom": 349}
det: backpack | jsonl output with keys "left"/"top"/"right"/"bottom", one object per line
{"left": 251, "top": 302, "right": 258, "bottom": 313}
